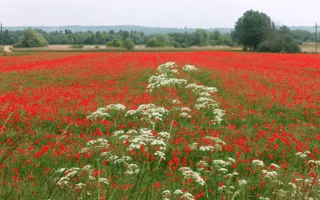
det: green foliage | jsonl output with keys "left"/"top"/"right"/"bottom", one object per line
{"left": 257, "top": 32, "right": 301, "bottom": 53}
{"left": 155, "top": 34, "right": 170, "bottom": 46}
{"left": 69, "top": 44, "right": 84, "bottom": 49}
{"left": 172, "top": 41, "right": 181, "bottom": 48}
{"left": 233, "top": 10, "right": 272, "bottom": 50}
{"left": 13, "top": 28, "right": 48, "bottom": 48}
{"left": 123, "top": 38, "right": 135, "bottom": 50}
{"left": 106, "top": 38, "right": 123, "bottom": 47}
{"left": 194, "top": 29, "right": 209, "bottom": 46}
{"left": 180, "top": 43, "right": 188, "bottom": 48}
{"left": 218, "top": 34, "right": 233, "bottom": 46}
{"left": 146, "top": 37, "right": 159, "bottom": 47}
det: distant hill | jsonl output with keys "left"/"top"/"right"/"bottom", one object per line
{"left": 4, "top": 25, "right": 233, "bottom": 34}
{"left": 4, "top": 25, "right": 316, "bottom": 34}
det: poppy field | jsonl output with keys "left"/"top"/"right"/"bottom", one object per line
{"left": 0, "top": 51, "right": 319, "bottom": 199}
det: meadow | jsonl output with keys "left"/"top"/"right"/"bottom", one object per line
{"left": 0, "top": 51, "right": 319, "bottom": 199}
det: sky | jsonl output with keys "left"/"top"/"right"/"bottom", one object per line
{"left": 1, "top": 0, "right": 319, "bottom": 28}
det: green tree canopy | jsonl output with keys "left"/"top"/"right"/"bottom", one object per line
{"left": 106, "top": 38, "right": 123, "bottom": 47}
{"left": 146, "top": 38, "right": 159, "bottom": 47}
{"left": 123, "top": 38, "right": 135, "bottom": 50}
{"left": 13, "top": 28, "right": 48, "bottom": 48}
{"left": 232, "top": 10, "right": 272, "bottom": 50}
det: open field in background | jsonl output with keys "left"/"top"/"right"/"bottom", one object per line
{"left": 3, "top": 43, "right": 318, "bottom": 53}
{"left": 300, "top": 42, "right": 319, "bottom": 53}
{"left": 7, "top": 45, "right": 242, "bottom": 52}
{"left": 0, "top": 52, "right": 319, "bottom": 199}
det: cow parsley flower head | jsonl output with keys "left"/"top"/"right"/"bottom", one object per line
{"left": 252, "top": 160, "right": 265, "bottom": 168}
{"left": 179, "top": 167, "right": 205, "bottom": 186}
{"left": 182, "top": 64, "right": 198, "bottom": 73}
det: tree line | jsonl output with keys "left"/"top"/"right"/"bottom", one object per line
{"left": 1, "top": 28, "right": 234, "bottom": 48}
{"left": 1, "top": 10, "right": 319, "bottom": 52}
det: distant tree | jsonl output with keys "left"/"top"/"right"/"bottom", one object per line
{"left": 123, "top": 38, "right": 135, "bottom": 50}
{"left": 278, "top": 26, "right": 291, "bottom": 36}
{"left": 106, "top": 38, "right": 122, "bottom": 47}
{"left": 172, "top": 41, "right": 181, "bottom": 48}
{"left": 257, "top": 35, "right": 300, "bottom": 53}
{"left": 155, "top": 34, "right": 170, "bottom": 46}
{"left": 257, "top": 25, "right": 301, "bottom": 53}
{"left": 194, "top": 29, "right": 209, "bottom": 46}
{"left": 146, "top": 37, "right": 158, "bottom": 47}
{"left": 232, "top": 10, "right": 272, "bottom": 50}
{"left": 218, "top": 34, "right": 233, "bottom": 46}
{"left": 13, "top": 28, "right": 48, "bottom": 48}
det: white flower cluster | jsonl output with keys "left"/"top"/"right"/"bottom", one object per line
{"left": 213, "top": 109, "right": 226, "bottom": 124}
{"left": 212, "top": 158, "right": 236, "bottom": 174}
{"left": 124, "top": 163, "right": 140, "bottom": 176}
{"left": 116, "top": 128, "right": 169, "bottom": 160}
{"left": 270, "top": 163, "right": 280, "bottom": 169}
{"left": 197, "top": 160, "right": 210, "bottom": 172}
{"left": 179, "top": 167, "right": 205, "bottom": 186}
{"left": 262, "top": 170, "right": 278, "bottom": 182}
{"left": 103, "top": 155, "right": 132, "bottom": 164}
{"left": 182, "top": 64, "right": 198, "bottom": 73}
{"left": 126, "top": 104, "right": 168, "bottom": 128}
{"left": 295, "top": 151, "right": 311, "bottom": 159}
{"left": 194, "top": 97, "right": 219, "bottom": 110}
{"left": 86, "top": 138, "right": 109, "bottom": 148}
{"left": 171, "top": 106, "right": 192, "bottom": 119}
{"left": 147, "top": 74, "right": 187, "bottom": 92}
{"left": 162, "top": 189, "right": 194, "bottom": 200}
{"left": 87, "top": 104, "right": 126, "bottom": 120}
{"left": 80, "top": 138, "right": 109, "bottom": 153}
{"left": 54, "top": 165, "right": 108, "bottom": 190}
{"left": 87, "top": 108, "right": 110, "bottom": 120}
{"left": 185, "top": 83, "right": 225, "bottom": 124}
{"left": 308, "top": 159, "right": 320, "bottom": 166}
{"left": 185, "top": 83, "right": 217, "bottom": 94}
{"left": 238, "top": 179, "right": 247, "bottom": 186}
{"left": 157, "top": 62, "right": 177, "bottom": 75}
{"left": 252, "top": 159, "right": 265, "bottom": 168}
{"left": 126, "top": 104, "right": 167, "bottom": 121}
{"left": 259, "top": 197, "right": 270, "bottom": 200}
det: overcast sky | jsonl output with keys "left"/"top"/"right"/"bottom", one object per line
{"left": 1, "top": 0, "right": 319, "bottom": 28}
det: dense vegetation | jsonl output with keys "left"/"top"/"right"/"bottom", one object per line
{"left": 12, "top": 28, "right": 48, "bottom": 48}
{"left": 0, "top": 10, "right": 318, "bottom": 51}
{"left": 2, "top": 28, "right": 234, "bottom": 48}
{"left": 232, "top": 10, "right": 305, "bottom": 53}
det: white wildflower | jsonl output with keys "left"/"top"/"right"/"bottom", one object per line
{"left": 252, "top": 160, "right": 265, "bottom": 168}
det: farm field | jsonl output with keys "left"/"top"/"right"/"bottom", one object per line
{"left": 5, "top": 43, "right": 317, "bottom": 53}
{"left": 0, "top": 51, "right": 319, "bottom": 199}
{"left": 9, "top": 45, "right": 242, "bottom": 52}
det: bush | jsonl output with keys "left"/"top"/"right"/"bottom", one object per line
{"left": 180, "top": 43, "right": 188, "bottom": 48}
{"left": 13, "top": 28, "right": 48, "bottom": 48}
{"left": 172, "top": 41, "right": 181, "bottom": 48}
{"left": 123, "top": 38, "right": 135, "bottom": 50}
{"left": 95, "top": 45, "right": 100, "bottom": 49}
{"left": 106, "top": 39, "right": 122, "bottom": 47}
{"left": 146, "top": 38, "right": 158, "bottom": 47}
{"left": 257, "top": 41, "right": 271, "bottom": 52}
{"left": 257, "top": 36, "right": 301, "bottom": 53}
{"left": 69, "top": 44, "right": 84, "bottom": 49}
